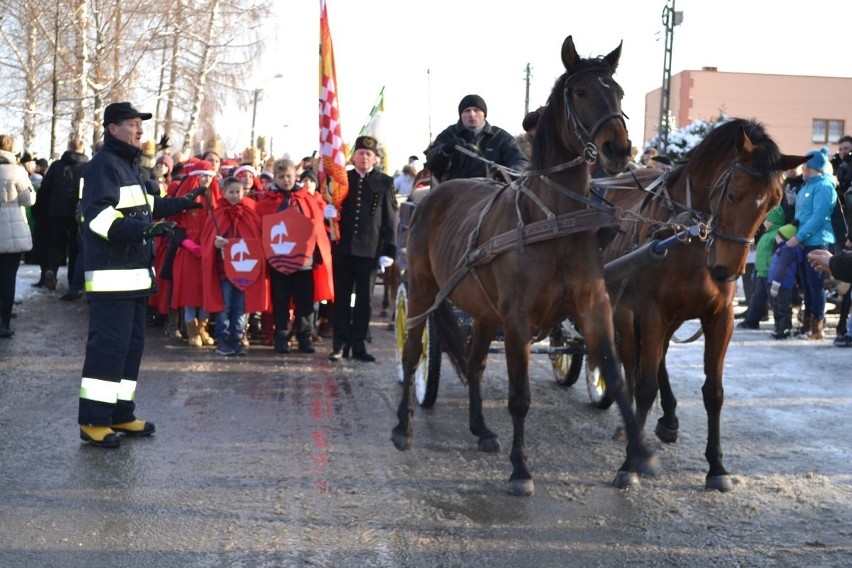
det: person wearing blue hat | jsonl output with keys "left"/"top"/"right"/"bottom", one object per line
{"left": 785, "top": 146, "right": 838, "bottom": 339}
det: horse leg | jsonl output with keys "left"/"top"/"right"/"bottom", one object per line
{"left": 654, "top": 344, "right": 680, "bottom": 444}
{"left": 701, "top": 314, "right": 734, "bottom": 492}
{"left": 467, "top": 321, "right": 499, "bottom": 453}
{"left": 391, "top": 317, "right": 426, "bottom": 451}
{"left": 502, "top": 324, "right": 535, "bottom": 496}
{"left": 611, "top": 307, "right": 638, "bottom": 442}
{"left": 577, "top": 290, "right": 657, "bottom": 487}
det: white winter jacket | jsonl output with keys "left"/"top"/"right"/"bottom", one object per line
{"left": 0, "top": 149, "right": 36, "bottom": 253}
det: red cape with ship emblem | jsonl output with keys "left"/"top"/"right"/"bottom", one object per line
{"left": 201, "top": 197, "right": 269, "bottom": 313}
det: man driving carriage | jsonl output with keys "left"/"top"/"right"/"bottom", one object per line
{"left": 425, "top": 94, "right": 529, "bottom": 182}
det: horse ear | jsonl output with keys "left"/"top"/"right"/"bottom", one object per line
{"left": 779, "top": 154, "right": 809, "bottom": 172}
{"left": 738, "top": 126, "right": 756, "bottom": 155}
{"left": 561, "top": 35, "right": 579, "bottom": 71}
{"left": 604, "top": 40, "right": 623, "bottom": 71}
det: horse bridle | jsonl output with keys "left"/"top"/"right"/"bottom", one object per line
{"left": 562, "top": 67, "right": 627, "bottom": 165}
{"left": 701, "top": 159, "right": 764, "bottom": 249}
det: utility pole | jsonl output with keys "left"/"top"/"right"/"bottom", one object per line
{"left": 658, "top": 0, "right": 683, "bottom": 152}
{"left": 250, "top": 88, "right": 261, "bottom": 148}
{"left": 524, "top": 63, "right": 532, "bottom": 116}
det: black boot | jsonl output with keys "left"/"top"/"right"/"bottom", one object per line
{"left": 296, "top": 316, "right": 315, "bottom": 353}
{"left": 274, "top": 330, "right": 290, "bottom": 354}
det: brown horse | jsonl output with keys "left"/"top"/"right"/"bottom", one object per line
{"left": 392, "top": 35, "right": 656, "bottom": 495}
{"left": 600, "top": 119, "right": 807, "bottom": 490}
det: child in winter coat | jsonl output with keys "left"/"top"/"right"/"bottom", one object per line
{"left": 201, "top": 176, "right": 268, "bottom": 356}
{"left": 737, "top": 205, "right": 786, "bottom": 330}
{"left": 768, "top": 224, "right": 805, "bottom": 339}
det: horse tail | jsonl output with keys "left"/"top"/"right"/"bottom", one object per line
{"left": 432, "top": 300, "right": 468, "bottom": 385}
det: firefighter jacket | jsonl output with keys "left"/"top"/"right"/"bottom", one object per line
{"left": 80, "top": 132, "right": 192, "bottom": 299}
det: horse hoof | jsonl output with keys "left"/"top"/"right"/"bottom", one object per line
{"left": 611, "top": 425, "right": 626, "bottom": 442}
{"left": 654, "top": 421, "right": 679, "bottom": 444}
{"left": 636, "top": 452, "right": 659, "bottom": 478}
{"left": 705, "top": 474, "right": 733, "bottom": 492}
{"left": 508, "top": 478, "right": 535, "bottom": 496}
{"left": 478, "top": 437, "right": 500, "bottom": 453}
{"left": 391, "top": 430, "right": 411, "bottom": 451}
{"left": 613, "top": 470, "right": 640, "bottom": 489}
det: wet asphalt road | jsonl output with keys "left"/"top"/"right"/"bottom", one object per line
{"left": 1, "top": 264, "right": 851, "bottom": 567}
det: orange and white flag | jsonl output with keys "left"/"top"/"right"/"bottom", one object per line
{"left": 319, "top": 0, "right": 348, "bottom": 239}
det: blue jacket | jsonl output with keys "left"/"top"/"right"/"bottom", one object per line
{"left": 768, "top": 242, "right": 803, "bottom": 289}
{"left": 794, "top": 173, "right": 837, "bottom": 246}
{"left": 81, "top": 133, "right": 188, "bottom": 299}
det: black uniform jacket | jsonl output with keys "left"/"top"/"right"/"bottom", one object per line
{"left": 334, "top": 167, "right": 398, "bottom": 260}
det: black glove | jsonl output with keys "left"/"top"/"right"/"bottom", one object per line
{"left": 184, "top": 185, "right": 207, "bottom": 201}
{"left": 442, "top": 138, "right": 460, "bottom": 156}
{"left": 183, "top": 200, "right": 203, "bottom": 210}
{"left": 157, "top": 134, "right": 170, "bottom": 152}
{"left": 143, "top": 220, "right": 177, "bottom": 239}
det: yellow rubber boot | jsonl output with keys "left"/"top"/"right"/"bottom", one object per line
{"left": 80, "top": 425, "right": 121, "bottom": 448}
{"left": 186, "top": 318, "right": 203, "bottom": 347}
{"left": 197, "top": 319, "right": 215, "bottom": 346}
{"left": 112, "top": 420, "right": 156, "bottom": 437}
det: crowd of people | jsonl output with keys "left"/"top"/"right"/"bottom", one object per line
{"left": 737, "top": 138, "right": 852, "bottom": 346}
{"left": 2, "top": 96, "right": 851, "bottom": 447}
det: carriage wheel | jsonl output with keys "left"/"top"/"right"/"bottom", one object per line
{"left": 586, "top": 363, "right": 614, "bottom": 409}
{"left": 394, "top": 284, "right": 410, "bottom": 383}
{"left": 549, "top": 321, "right": 583, "bottom": 386}
{"left": 416, "top": 315, "right": 441, "bottom": 408}
{"left": 393, "top": 284, "right": 441, "bottom": 408}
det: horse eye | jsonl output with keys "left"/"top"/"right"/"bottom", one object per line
{"left": 726, "top": 192, "right": 735, "bottom": 203}
{"left": 574, "top": 88, "right": 586, "bottom": 97}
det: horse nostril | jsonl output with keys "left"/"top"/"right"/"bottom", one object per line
{"left": 710, "top": 265, "right": 735, "bottom": 282}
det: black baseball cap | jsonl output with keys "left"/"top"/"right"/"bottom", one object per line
{"left": 103, "top": 102, "right": 152, "bottom": 127}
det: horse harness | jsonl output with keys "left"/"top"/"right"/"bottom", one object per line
{"left": 405, "top": 152, "right": 620, "bottom": 331}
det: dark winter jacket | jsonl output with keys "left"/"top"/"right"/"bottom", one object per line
{"left": 333, "top": 168, "right": 398, "bottom": 260}
{"left": 426, "top": 121, "right": 529, "bottom": 182}
{"left": 829, "top": 250, "right": 852, "bottom": 282}
{"left": 80, "top": 132, "right": 191, "bottom": 299}
{"left": 41, "top": 150, "right": 89, "bottom": 218}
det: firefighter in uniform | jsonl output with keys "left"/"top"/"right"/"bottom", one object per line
{"left": 78, "top": 102, "right": 206, "bottom": 448}
{"left": 329, "top": 135, "right": 398, "bottom": 362}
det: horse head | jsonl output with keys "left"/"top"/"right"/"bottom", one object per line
{"left": 678, "top": 119, "right": 807, "bottom": 281}
{"left": 533, "top": 35, "right": 631, "bottom": 176}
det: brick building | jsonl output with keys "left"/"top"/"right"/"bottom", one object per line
{"left": 644, "top": 68, "right": 852, "bottom": 155}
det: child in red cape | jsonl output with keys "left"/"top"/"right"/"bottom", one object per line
{"left": 267, "top": 167, "right": 333, "bottom": 354}
{"left": 201, "top": 176, "right": 268, "bottom": 356}
{"left": 169, "top": 158, "right": 221, "bottom": 347}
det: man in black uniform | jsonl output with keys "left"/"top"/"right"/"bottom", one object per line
{"left": 78, "top": 102, "right": 205, "bottom": 448}
{"left": 329, "top": 135, "right": 398, "bottom": 362}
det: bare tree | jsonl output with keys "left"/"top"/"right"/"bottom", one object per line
{"left": 0, "top": 0, "right": 272, "bottom": 159}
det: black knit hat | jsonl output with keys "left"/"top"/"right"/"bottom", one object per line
{"left": 458, "top": 94, "right": 487, "bottom": 117}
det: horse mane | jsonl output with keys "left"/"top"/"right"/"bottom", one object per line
{"left": 530, "top": 56, "right": 620, "bottom": 172}
{"left": 668, "top": 118, "right": 781, "bottom": 188}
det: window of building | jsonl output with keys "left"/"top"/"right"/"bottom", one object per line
{"left": 812, "top": 119, "right": 845, "bottom": 144}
